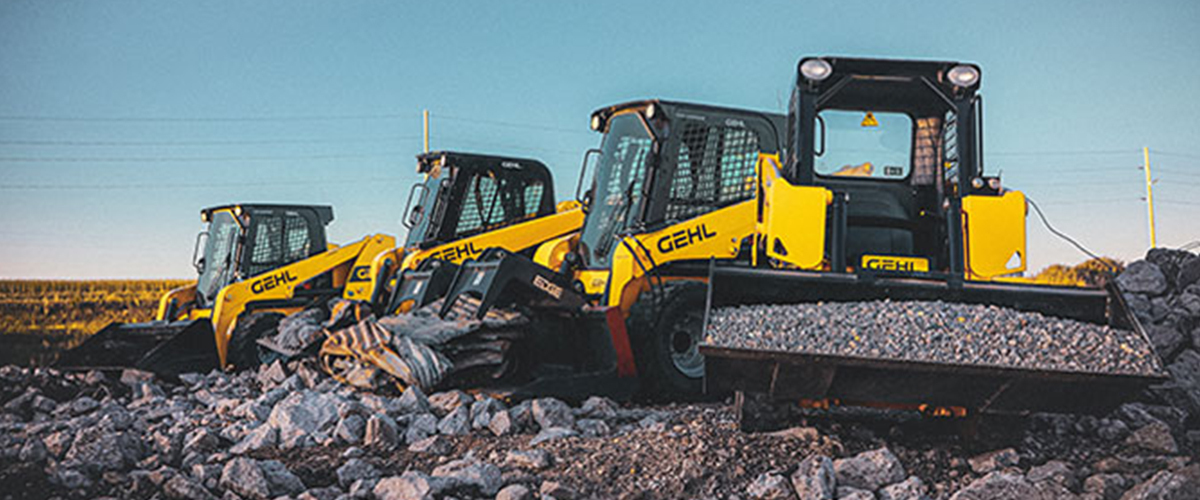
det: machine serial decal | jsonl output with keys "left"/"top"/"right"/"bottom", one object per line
{"left": 657, "top": 224, "right": 717, "bottom": 254}
{"left": 532, "top": 275, "right": 563, "bottom": 299}
{"left": 251, "top": 270, "right": 298, "bottom": 294}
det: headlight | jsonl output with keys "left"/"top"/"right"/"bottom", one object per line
{"left": 800, "top": 58, "right": 833, "bottom": 82}
{"left": 947, "top": 65, "right": 980, "bottom": 88}
{"left": 590, "top": 115, "right": 603, "bottom": 131}
{"left": 971, "top": 177, "right": 985, "bottom": 189}
{"left": 645, "top": 103, "right": 657, "bottom": 120}
{"left": 988, "top": 178, "right": 1002, "bottom": 190}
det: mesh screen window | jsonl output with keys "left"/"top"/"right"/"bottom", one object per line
{"left": 248, "top": 214, "right": 309, "bottom": 277}
{"left": 665, "top": 123, "right": 760, "bottom": 221}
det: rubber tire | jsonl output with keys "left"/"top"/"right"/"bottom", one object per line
{"left": 627, "top": 280, "right": 709, "bottom": 399}
{"left": 227, "top": 312, "right": 284, "bottom": 370}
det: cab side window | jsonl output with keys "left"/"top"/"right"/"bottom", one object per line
{"left": 665, "top": 122, "right": 761, "bottom": 222}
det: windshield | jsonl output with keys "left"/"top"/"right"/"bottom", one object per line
{"left": 578, "top": 112, "right": 654, "bottom": 267}
{"left": 196, "top": 211, "right": 241, "bottom": 306}
{"left": 816, "top": 110, "right": 912, "bottom": 180}
{"left": 403, "top": 172, "right": 444, "bottom": 248}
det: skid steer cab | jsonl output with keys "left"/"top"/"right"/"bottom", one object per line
{"left": 696, "top": 56, "right": 1165, "bottom": 416}
{"left": 379, "top": 151, "right": 583, "bottom": 315}
{"left": 57, "top": 204, "right": 399, "bottom": 375}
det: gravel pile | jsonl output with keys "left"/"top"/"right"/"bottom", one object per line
{"left": 705, "top": 300, "right": 1163, "bottom": 376}
{"left": 2, "top": 248, "right": 1200, "bottom": 499}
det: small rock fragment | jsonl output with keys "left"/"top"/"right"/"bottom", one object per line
{"left": 496, "top": 483, "right": 533, "bottom": 500}
{"left": 336, "top": 458, "right": 381, "bottom": 489}
{"left": 967, "top": 448, "right": 1019, "bottom": 474}
{"left": 530, "top": 426, "right": 577, "bottom": 446}
{"left": 506, "top": 449, "right": 552, "bottom": 470}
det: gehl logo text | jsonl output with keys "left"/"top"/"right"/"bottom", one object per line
{"left": 251, "top": 270, "right": 298, "bottom": 294}
{"left": 429, "top": 242, "right": 482, "bottom": 262}
{"left": 863, "top": 258, "right": 917, "bottom": 272}
{"left": 657, "top": 224, "right": 717, "bottom": 254}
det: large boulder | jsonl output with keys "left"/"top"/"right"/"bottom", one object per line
{"left": 746, "top": 472, "right": 794, "bottom": 500}
{"left": 1124, "top": 421, "right": 1179, "bottom": 455}
{"left": 1118, "top": 261, "right": 1169, "bottom": 296}
{"left": 220, "top": 457, "right": 272, "bottom": 500}
{"left": 968, "top": 448, "right": 1019, "bottom": 474}
{"left": 437, "top": 404, "right": 470, "bottom": 435}
{"left": 336, "top": 458, "right": 381, "bottom": 489}
{"left": 363, "top": 414, "right": 400, "bottom": 449}
{"left": 1146, "top": 249, "right": 1196, "bottom": 292}
{"left": 1147, "top": 324, "right": 1187, "bottom": 361}
{"left": 879, "top": 476, "right": 929, "bottom": 500}
{"left": 374, "top": 471, "right": 446, "bottom": 500}
{"left": 259, "top": 459, "right": 306, "bottom": 496}
{"left": 531, "top": 398, "right": 576, "bottom": 430}
{"left": 162, "top": 474, "right": 218, "bottom": 500}
{"left": 1150, "top": 350, "right": 1200, "bottom": 420}
{"left": 790, "top": 454, "right": 835, "bottom": 500}
{"left": 428, "top": 390, "right": 473, "bottom": 416}
{"left": 268, "top": 390, "right": 341, "bottom": 447}
{"left": 1082, "top": 473, "right": 1131, "bottom": 500}
{"left": 834, "top": 447, "right": 907, "bottom": 491}
{"left": 396, "top": 386, "right": 431, "bottom": 415}
{"left": 1177, "top": 256, "right": 1200, "bottom": 291}
{"left": 949, "top": 472, "right": 1047, "bottom": 500}
{"left": 64, "top": 425, "right": 145, "bottom": 474}
{"left": 430, "top": 457, "right": 503, "bottom": 496}
{"left": 1118, "top": 465, "right": 1200, "bottom": 500}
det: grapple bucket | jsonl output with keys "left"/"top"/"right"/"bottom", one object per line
{"left": 56, "top": 320, "right": 220, "bottom": 376}
{"left": 700, "top": 266, "right": 1168, "bottom": 415}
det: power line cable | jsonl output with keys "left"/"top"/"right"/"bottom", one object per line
{"left": 1155, "top": 151, "right": 1200, "bottom": 161}
{"left": 0, "top": 151, "right": 407, "bottom": 163}
{"left": 0, "top": 112, "right": 421, "bottom": 123}
{"left": 1156, "top": 199, "right": 1200, "bottom": 207}
{"left": 0, "top": 136, "right": 420, "bottom": 147}
{"left": 0, "top": 176, "right": 409, "bottom": 190}
{"left": 433, "top": 113, "right": 593, "bottom": 135}
{"left": 1026, "top": 196, "right": 1115, "bottom": 271}
{"left": 989, "top": 149, "right": 1135, "bottom": 157}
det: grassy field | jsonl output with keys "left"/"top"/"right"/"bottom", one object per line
{"left": 0, "top": 279, "right": 191, "bottom": 366}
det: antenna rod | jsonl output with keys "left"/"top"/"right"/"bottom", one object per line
{"left": 1143, "top": 147, "right": 1157, "bottom": 248}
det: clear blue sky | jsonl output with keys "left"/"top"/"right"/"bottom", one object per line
{"left": 1, "top": 0, "right": 1198, "bottom": 278}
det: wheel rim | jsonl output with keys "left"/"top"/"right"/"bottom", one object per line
{"left": 668, "top": 311, "right": 705, "bottom": 379}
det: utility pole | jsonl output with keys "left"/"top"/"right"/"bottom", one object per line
{"left": 423, "top": 110, "right": 430, "bottom": 153}
{"left": 1143, "top": 147, "right": 1157, "bottom": 248}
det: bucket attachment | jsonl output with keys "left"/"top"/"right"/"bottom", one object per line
{"left": 439, "top": 248, "right": 585, "bottom": 320}
{"left": 385, "top": 259, "right": 460, "bottom": 315}
{"left": 56, "top": 320, "right": 219, "bottom": 376}
{"left": 700, "top": 265, "right": 1168, "bottom": 415}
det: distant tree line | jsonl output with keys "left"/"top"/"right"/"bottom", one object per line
{"left": 1031, "top": 257, "right": 1124, "bottom": 287}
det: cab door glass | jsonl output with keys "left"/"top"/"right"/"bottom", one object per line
{"left": 815, "top": 110, "right": 912, "bottom": 180}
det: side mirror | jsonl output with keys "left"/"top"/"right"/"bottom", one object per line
{"left": 192, "top": 231, "right": 209, "bottom": 273}
{"left": 576, "top": 148, "right": 601, "bottom": 204}
{"left": 402, "top": 183, "right": 430, "bottom": 229}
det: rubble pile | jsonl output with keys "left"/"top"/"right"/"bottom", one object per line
{"left": 1, "top": 249, "right": 1200, "bottom": 499}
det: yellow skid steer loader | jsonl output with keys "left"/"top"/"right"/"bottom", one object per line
{"left": 57, "top": 151, "right": 583, "bottom": 376}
